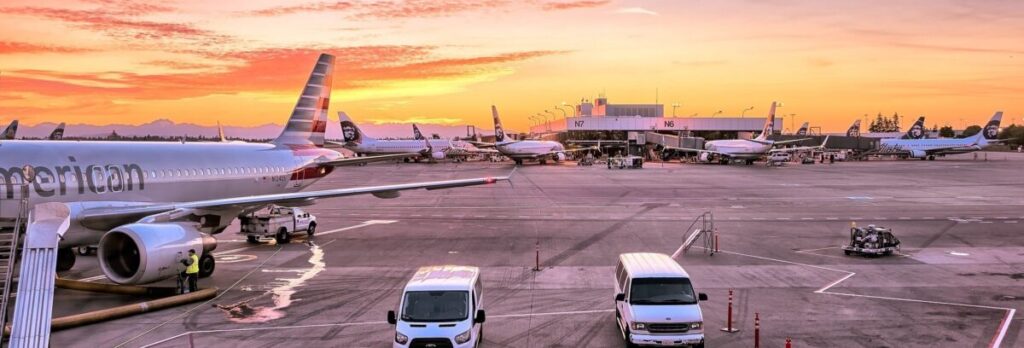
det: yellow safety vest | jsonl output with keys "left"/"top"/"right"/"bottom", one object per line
{"left": 186, "top": 254, "right": 200, "bottom": 274}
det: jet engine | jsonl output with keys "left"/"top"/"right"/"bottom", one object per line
{"left": 555, "top": 152, "right": 566, "bottom": 161}
{"left": 431, "top": 151, "right": 446, "bottom": 160}
{"left": 909, "top": 150, "right": 927, "bottom": 159}
{"left": 698, "top": 152, "right": 712, "bottom": 162}
{"left": 98, "top": 223, "right": 217, "bottom": 285}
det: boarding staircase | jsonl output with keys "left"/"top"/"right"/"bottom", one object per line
{"left": 0, "top": 182, "right": 30, "bottom": 347}
{"left": 672, "top": 211, "right": 716, "bottom": 258}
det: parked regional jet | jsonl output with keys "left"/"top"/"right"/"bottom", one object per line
{"left": 0, "top": 53, "right": 509, "bottom": 285}
{"left": 49, "top": 122, "right": 65, "bottom": 140}
{"left": 338, "top": 112, "right": 491, "bottom": 162}
{"left": 2, "top": 120, "right": 18, "bottom": 140}
{"left": 485, "top": 105, "right": 593, "bottom": 165}
{"left": 879, "top": 112, "right": 1003, "bottom": 160}
{"left": 665, "top": 102, "right": 828, "bottom": 165}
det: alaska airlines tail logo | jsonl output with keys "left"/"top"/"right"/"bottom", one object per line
{"left": 846, "top": 120, "right": 861, "bottom": 137}
{"left": 340, "top": 121, "right": 361, "bottom": 143}
{"left": 413, "top": 124, "right": 425, "bottom": 140}
{"left": 905, "top": 117, "right": 925, "bottom": 139}
{"left": 983, "top": 112, "right": 1002, "bottom": 140}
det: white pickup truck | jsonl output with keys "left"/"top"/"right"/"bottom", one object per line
{"left": 240, "top": 206, "right": 317, "bottom": 244}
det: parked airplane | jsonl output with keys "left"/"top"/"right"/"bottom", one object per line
{"left": 794, "top": 122, "right": 809, "bottom": 136}
{"left": 337, "top": 112, "right": 492, "bottom": 162}
{"left": 665, "top": 102, "right": 827, "bottom": 164}
{"left": 0, "top": 53, "right": 510, "bottom": 285}
{"left": 48, "top": 122, "right": 65, "bottom": 140}
{"left": 879, "top": 112, "right": 1003, "bottom": 160}
{"left": 2, "top": 120, "right": 17, "bottom": 140}
{"left": 484, "top": 105, "right": 593, "bottom": 165}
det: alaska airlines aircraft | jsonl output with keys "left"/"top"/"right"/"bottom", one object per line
{"left": 338, "top": 112, "right": 491, "bottom": 162}
{"left": 2, "top": 120, "right": 17, "bottom": 140}
{"left": 412, "top": 124, "right": 426, "bottom": 140}
{"left": 846, "top": 120, "right": 861, "bottom": 137}
{"left": 49, "top": 122, "right": 65, "bottom": 140}
{"left": 486, "top": 105, "right": 592, "bottom": 165}
{"left": 666, "top": 102, "right": 827, "bottom": 165}
{"left": 0, "top": 53, "right": 509, "bottom": 284}
{"left": 794, "top": 122, "right": 809, "bottom": 136}
{"left": 879, "top": 112, "right": 1003, "bottom": 160}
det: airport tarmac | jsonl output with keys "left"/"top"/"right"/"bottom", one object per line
{"left": 52, "top": 152, "right": 1024, "bottom": 347}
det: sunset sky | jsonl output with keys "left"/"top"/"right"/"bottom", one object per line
{"left": 1, "top": 0, "right": 1022, "bottom": 132}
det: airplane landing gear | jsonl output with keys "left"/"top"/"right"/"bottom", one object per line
{"left": 57, "top": 247, "right": 76, "bottom": 271}
{"left": 198, "top": 253, "right": 216, "bottom": 278}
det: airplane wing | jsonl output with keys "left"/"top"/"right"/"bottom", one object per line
{"left": 317, "top": 152, "right": 422, "bottom": 166}
{"left": 660, "top": 145, "right": 732, "bottom": 157}
{"left": 769, "top": 136, "right": 829, "bottom": 153}
{"left": 771, "top": 138, "right": 813, "bottom": 145}
{"left": 468, "top": 141, "right": 497, "bottom": 148}
{"left": 76, "top": 174, "right": 512, "bottom": 231}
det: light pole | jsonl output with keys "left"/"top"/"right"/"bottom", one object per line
{"left": 788, "top": 114, "right": 796, "bottom": 134}
{"left": 544, "top": 110, "right": 556, "bottom": 132}
{"left": 741, "top": 106, "right": 754, "bottom": 118}
{"left": 672, "top": 103, "right": 681, "bottom": 117}
{"left": 554, "top": 105, "right": 568, "bottom": 119}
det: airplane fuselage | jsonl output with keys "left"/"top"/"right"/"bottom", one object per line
{"left": 0, "top": 140, "right": 341, "bottom": 242}
{"left": 346, "top": 138, "right": 480, "bottom": 157}
{"left": 495, "top": 140, "right": 565, "bottom": 160}
{"left": 705, "top": 139, "right": 773, "bottom": 160}
{"left": 879, "top": 138, "right": 983, "bottom": 156}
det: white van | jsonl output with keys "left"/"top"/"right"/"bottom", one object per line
{"left": 614, "top": 253, "right": 707, "bottom": 347}
{"left": 388, "top": 265, "right": 485, "bottom": 348}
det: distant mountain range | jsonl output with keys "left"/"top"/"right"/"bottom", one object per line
{"left": 10, "top": 119, "right": 498, "bottom": 140}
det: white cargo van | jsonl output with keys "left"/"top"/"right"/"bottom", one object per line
{"left": 388, "top": 265, "right": 485, "bottom": 348}
{"left": 614, "top": 253, "right": 707, "bottom": 347}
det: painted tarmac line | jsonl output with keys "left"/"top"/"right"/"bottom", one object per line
{"left": 316, "top": 220, "right": 397, "bottom": 237}
{"left": 713, "top": 248, "right": 1016, "bottom": 348}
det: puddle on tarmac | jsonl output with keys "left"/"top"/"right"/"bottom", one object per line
{"left": 216, "top": 243, "right": 326, "bottom": 323}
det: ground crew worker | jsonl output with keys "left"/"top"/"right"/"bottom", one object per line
{"left": 181, "top": 249, "right": 200, "bottom": 293}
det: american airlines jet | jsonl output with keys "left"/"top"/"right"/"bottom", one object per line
{"left": 485, "top": 105, "right": 591, "bottom": 165}
{"left": 666, "top": 102, "right": 827, "bottom": 165}
{"left": 879, "top": 112, "right": 1003, "bottom": 160}
{"left": 337, "top": 112, "right": 491, "bottom": 162}
{"left": 0, "top": 53, "right": 509, "bottom": 285}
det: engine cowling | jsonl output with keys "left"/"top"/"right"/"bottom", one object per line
{"left": 909, "top": 150, "right": 927, "bottom": 158}
{"left": 98, "top": 223, "right": 216, "bottom": 285}
{"left": 555, "top": 152, "right": 566, "bottom": 161}
{"left": 431, "top": 151, "right": 446, "bottom": 160}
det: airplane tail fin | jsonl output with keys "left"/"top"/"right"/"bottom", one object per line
{"left": 273, "top": 53, "right": 333, "bottom": 147}
{"left": 977, "top": 111, "right": 1003, "bottom": 144}
{"left": 846, "top": 120, "right": 861, "bottom": 137}
{"left": 902, "top": 116, "right": 926, "bottom": 139}
{"left": 796, "top": 122, "right": 809, "bottom": 136}
{"left": 412, "top": 124, "right": 425, "bottom": 140}
{"left": 491, "top": 105, "right": 506, "bottom": 142}
{"left": 217, "top": 121, "right": 226, "bottom": 142}
{"left": 2, "top": 120, "right": 18, "bottom": 140}
{"left": 337, "top": 111, "right": 373, "bottom": 144}
{"left": 755, "top": 102, "right": 777, "bottom": 141}
{"left": 48, "top": 122, "right": 65, "bottom": 140}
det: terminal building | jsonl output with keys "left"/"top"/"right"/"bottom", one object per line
{"left": 529, "top": 97, "right": 783, "bottom": 142}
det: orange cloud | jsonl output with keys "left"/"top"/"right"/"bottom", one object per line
{"left": 542, "top": 0, "right": 611, "bottom": 11}
{"left": 2, "top": 6, "right": 221, "bottom": 42}
{"left": 0, "top": 41, "right": 95, "bottom": 54}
